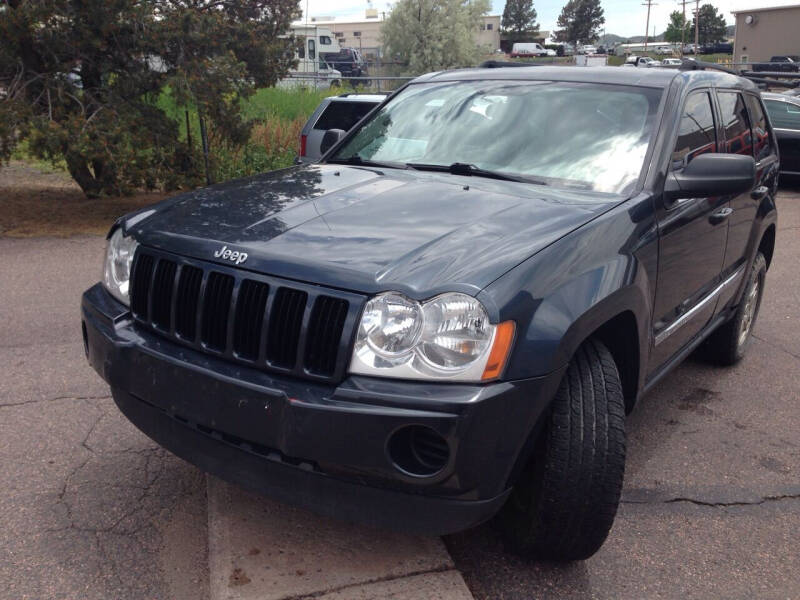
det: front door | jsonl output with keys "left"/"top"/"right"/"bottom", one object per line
{"left": 650, "top": 90, "right": 729, "bottom": 371}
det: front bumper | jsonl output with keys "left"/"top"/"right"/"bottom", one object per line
{"left": 81, "top": 283, "right": 564, "bottom": 535}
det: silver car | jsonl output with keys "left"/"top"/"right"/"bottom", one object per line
{"left": 298, "top": 93, "right": 387, "bottom": 162}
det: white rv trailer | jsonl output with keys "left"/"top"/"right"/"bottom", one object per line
{"left": 279, "top": 24, "right": 343, "bottom": 89}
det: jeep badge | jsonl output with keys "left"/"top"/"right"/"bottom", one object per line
{"left": 213, "top": 245, "right": 248, "bottom": 265}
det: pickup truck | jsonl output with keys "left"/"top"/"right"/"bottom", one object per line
{"left": 752, "top": 56, "right": 800, "bottom": 72}
{"left": 82, "top": 65, "right": 777, "bottom": 561}
{"left": 624, "top": 55, "right": 662, "bottom": 67}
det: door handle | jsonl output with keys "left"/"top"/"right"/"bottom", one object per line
{"left": 709, "top": 207, "right": 733, "bottom": 224}
{"left": 751, "top": 186, "right": 769, "bottom": 200}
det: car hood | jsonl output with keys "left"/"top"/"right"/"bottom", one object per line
{"left": 127, "top": 164, "right": 622, "bottom": 298}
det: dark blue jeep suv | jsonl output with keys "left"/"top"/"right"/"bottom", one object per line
{"left": 82, "top": 66, "right": 778, "bottom": 560}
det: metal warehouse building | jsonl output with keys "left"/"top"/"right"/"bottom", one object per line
{"left": 733, "top": 4, "right": 800, "bottom": 64}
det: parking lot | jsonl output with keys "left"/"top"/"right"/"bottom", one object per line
{"left": 1, "top": 188, "right": 798, "bottom": 600}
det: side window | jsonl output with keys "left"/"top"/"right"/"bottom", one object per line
{"left": 717, "top": 91, "right": 752, "bottom": 156}
{"left": 672, "top": 92, "right": 716, "bottom": 169}
{"left": 308, "top": 39, "right": 315, "bottom": 60}
{"left": 764, "top": 99, "right": 800, "bottom": 129}
{"left": 744, "top": 95, "right": 774, "bottom": 161}
{"left": 298, "top": 38, "right": 305, "bottom": 59}
{"left": 320, "top": 35, "right": 332, "bottom": 45}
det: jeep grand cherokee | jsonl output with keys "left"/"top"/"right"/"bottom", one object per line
{"left": 82, "top": 66, "right": 778, "bottom": 560}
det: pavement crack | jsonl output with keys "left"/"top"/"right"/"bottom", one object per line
{"left": 623, "top": 493, "right": 800, "bottom": 508}
{"left": 751, "top": 334, "right": 800, "bottom": 361}
{"left": 0, "top": 393, "right": 111, "bottom": 409}
{"left": 283, "top": 564, "right": 456, "bottom": 600}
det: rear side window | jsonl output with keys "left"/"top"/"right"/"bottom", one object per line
{"left": 764, "top": 99, "right": 800, "bottom": 129}
{"left": 717, "top": 91, "right": 752, "bottom": 155}
{"left": 672, "top": 91, "right": 716, "bottom": 169}
{"left": 314, "top": 101, "right": 378, "bottom": 131}
{"left": 744, "top": 95, "right": 774, "bottom": 161}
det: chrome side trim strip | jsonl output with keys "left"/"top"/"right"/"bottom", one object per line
{"left": 654, "top": 265, "right": 746, "bottom": 347}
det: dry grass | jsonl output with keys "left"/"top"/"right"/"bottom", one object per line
{"left": 0, "top": 161, "right": 170, "bottom": 237}
{"left": 250, "top": 116, "right": 305, "bottom": 157}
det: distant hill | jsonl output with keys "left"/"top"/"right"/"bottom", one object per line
{"left": 601, "top": 23, "right": 734, "bottom": 45}
{"left": 607, "top": 33, "right": 665, "bottom": 44}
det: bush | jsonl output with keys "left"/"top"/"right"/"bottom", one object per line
{"left": 211, "top": 116, "right": 305, "bottom": 181}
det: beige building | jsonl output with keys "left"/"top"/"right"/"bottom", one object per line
{"left": 308, "top": 12, "right": 503, "bottom": 58}
{"left": 732, "top": 4, "right": 800, "bottom": 65}
{"left": 477, "top": 15, "right": 502, "bottom": 51}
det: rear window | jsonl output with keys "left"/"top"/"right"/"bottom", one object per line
{"left": 744, "top": 95, "right": 774, "bottom": 161}
{"left": 314, "top": 101, "right": 378, "bottom": 131}
{"left": 717, "top": 91, "right": 752, "bottom": 155}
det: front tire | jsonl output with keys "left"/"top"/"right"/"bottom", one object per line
{"left": 700, "top": 252, "right": 766, "bottom": 366}
{"left": 499, "top": 339, "right": 626, "bottom": 561}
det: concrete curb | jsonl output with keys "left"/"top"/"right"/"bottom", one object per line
{"left": 207, "top": 476, "right": 474, "bottom": 600}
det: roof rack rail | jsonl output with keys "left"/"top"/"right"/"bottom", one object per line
{"left": 678, "top": 58, "right": 800, "bottom": 89}
{"left": 479, "top": 60, "right": 543, "bottom": 68}
{"left": 677, "top": 58, "right": 738, "bottom": 75}
{"left": 337, "top": 91, "right": 390, "bottom": 97}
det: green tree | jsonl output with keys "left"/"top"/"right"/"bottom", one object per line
{"left": 381, "top": 0, "right": 492, "bottom": 75}
{"left": 691, "top": 4, "right": 727, "bottom": 45}
{"left": 554, "top": 0, "right": 605, "bottom": 45}
{"left": 502, "top": 0, "right": 539, "bottom": 43}
{"left": 0, "top": 0, "right": 300, "bottom": 197}
{"left": 664, "top": 10, "right": 687, "bottom": 44}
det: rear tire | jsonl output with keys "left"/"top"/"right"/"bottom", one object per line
{"left": 700, "top": 252, "right": 766, "bottom": 366}
{"left": 499, "top": 338, "right": 626, "bottom": 561}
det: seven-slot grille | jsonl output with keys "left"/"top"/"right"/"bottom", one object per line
{"left": 130, "top": 248, "right": 358, "bottom": 381}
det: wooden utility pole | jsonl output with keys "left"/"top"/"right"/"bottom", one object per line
{"left": 694, "top": 0, "right": 700, "bottom": 50}
{"left": 642, "top": 0, "right": 657, "bottom": 51}
{"left": 677, "top": 0, "right": 690, "bottom": 53}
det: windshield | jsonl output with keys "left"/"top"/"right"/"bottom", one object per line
{"left": 330, "top": 79, "right": 663, "bottom": 194}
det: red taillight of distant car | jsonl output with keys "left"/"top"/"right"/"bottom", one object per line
{"left": 300, "top": 134, "right": 307, "bottom": 157}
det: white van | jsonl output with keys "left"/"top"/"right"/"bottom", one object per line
{"left": 280, "top": 25, "right": 343, "bottom": 89}
{"left": 510, "top": 43, "right": 554, "bottom": 58}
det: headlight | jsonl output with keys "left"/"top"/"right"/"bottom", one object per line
{"left": 350, "top": 292, "right": 515, "bottom": 382}
{"left": 102, "top": 228, "right": 138, "bottom": 306}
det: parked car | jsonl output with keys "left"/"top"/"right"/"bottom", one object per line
{"left": 624, "top": 55, "right": 662, "bottom": 67}
{"left": 682, "top": 43, "right": 697, "bottom": 54}
{"left": 699, "top": 42, "right": 733, "bottom": 54}
{"left": 762, "top": 92, "right": 800, "bottom": 175}
{"left": 661, "top": 58, "right": 683, "bottom": 67}
{"left": 321, "top": 47, "right": 370, "bottom": 85}
{"left": 752, "top": 56, "right": 800, "bottom": 73}
{"left": 510, "top": 42, "right": 552, "bottom": 57}
{"left": 298, "top": 93, "right": 386, "bottom": 162}
{"left": 655, "top": 45, "right": 673, "bottom": 55}
{"left": 580, "top": 45, "right": 598, "bottom": 55}
{"left": 82, "top": 66, "right": 777, "bottom": 562}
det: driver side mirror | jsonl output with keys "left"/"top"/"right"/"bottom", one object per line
{"left": 320, "top": 128, "right": 346, "bottom": 154}
{"left": 664, "top": 153, "right": 755, "bottom": 203}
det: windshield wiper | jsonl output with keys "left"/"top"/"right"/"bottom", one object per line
{"left": 405, "top": 162, "right": 547, "bottom": 185}
{"left": 328, "top": 155, "right": 406, "bottom": 169}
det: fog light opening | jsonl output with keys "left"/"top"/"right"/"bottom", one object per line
{"left": 388, "top": 425, "right": 450, "bottom": 477}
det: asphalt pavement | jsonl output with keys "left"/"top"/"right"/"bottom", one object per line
{"left": 446, "top": 187, "right": 800, "bottom": 599}
{"left": 0, "top": 188, "right": 797, "bottom": 599}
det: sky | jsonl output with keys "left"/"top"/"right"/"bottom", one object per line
{"left": 299, "top": 0, "right": 798, "bottom": 38}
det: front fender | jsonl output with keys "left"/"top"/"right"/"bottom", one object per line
{"left": 479, "top": 196, "right": 658, "bottom": 386}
